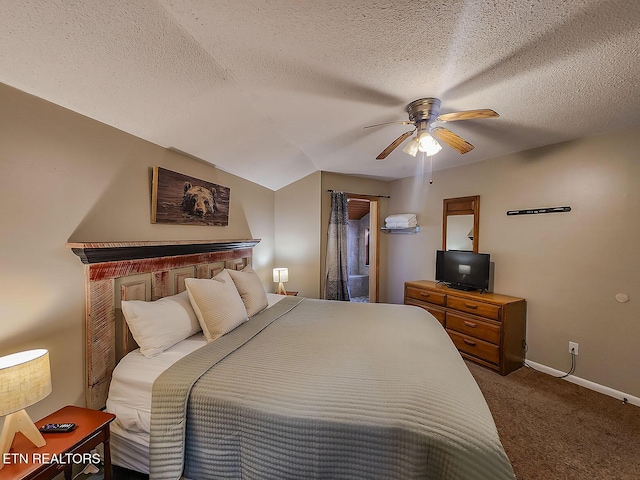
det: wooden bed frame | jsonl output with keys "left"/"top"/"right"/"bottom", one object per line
{"left": 68, "top": 239, "right": 260, "bottom": 410}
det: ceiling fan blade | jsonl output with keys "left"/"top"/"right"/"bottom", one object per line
{"left": 431, "top": 127, "right": 475, "bottom": 154}
{"left": 376, "top": 130, "right": 414, "bottom": 160}
{"left": 435, "top": 109, "right": 499, "bottom": 123}
{"left": 364, "top": 120, "right": 414, "bottom": 129}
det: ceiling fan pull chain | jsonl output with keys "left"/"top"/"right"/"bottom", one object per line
{"left": 428, "top": 154, "right": 433, "bottom": 185}
{"left": 420, "top": 151, "right": 434, "bottom": 185}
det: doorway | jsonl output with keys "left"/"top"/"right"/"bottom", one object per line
{"left": 346, "top": 196, "right": 380, "bottom": 302}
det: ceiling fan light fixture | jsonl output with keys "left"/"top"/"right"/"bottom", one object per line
{"left": 402, "top": 137, "right": 420, "bottom": 157}
{"left": 370, "top": 98, "right": 494, "bottom": 159}
{"left": 417, "top": 132, "right": 442, "bottom": 156}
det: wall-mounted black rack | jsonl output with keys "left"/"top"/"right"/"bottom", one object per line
{"left": 507, "top": 206, "right": 571, "bottom": 216}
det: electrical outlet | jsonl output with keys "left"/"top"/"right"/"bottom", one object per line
{"left": 569, "top": 341, "right": 579, "bottom": 355}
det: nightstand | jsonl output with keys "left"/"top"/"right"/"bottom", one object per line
{"left": 285, "top": 291, "right": 298, "bottom": 296}
{"left": 0, "top": 405, "right": 116, "bottom": 480}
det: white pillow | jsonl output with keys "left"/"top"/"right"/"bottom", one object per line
{"left": 121, "top": 290, "right": 201, "bottom": 358}
{"left": 227, "top": 266, "right": 269, "bottom": 317}
{"left": 185, "top": 270, "right": 249, "bottom": 342}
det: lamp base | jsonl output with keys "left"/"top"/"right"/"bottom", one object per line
{"left": 0, "top": 409, "right": 46, "bottom": 469}
{"left": 276, "top": 282, "right": 287, "bottom": 295}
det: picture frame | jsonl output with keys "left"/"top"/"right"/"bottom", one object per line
{"left": 151, "top": 166, "right": 230, "bottom": 226}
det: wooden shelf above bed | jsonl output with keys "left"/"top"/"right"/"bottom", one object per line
{"left": 67, "top": 239, "right": 260, "bottom": 264}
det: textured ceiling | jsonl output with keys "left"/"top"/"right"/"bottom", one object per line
{"left": 1, "top": 0, "right": 639, "bottom": 190}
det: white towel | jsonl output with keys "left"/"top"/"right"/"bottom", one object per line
{"left": 385, "top": 213, "right": 416, "bottom": 223}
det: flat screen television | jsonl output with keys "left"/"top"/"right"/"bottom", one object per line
{"left": 435, "top": 250, "right": 491, "bottom": 292}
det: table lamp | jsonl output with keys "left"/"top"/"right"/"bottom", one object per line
{"left": 0, "top": 349, "right": 52, "bottom": 469}
{"left": 273, "top": 267, "right": 289, "bottom": 295}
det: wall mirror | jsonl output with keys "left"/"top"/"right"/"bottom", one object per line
{"left": 443, "top": 195, "right": 479, "bottom": 252}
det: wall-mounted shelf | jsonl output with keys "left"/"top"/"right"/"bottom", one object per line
{"left": 67, "top": 239, "right": 260, "bottom": 264}
{"left": 381, "top": 226, "right": 420, "bottom": 234}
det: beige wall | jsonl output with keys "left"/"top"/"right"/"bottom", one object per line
{"left": 386, "top": 127, "right": 640, "bottom": 397}
{"left": 0, "top": 83, "right": 275, "bottom": 420}
{"left": 274, "top": 172, "right": 322, "bottom": 298}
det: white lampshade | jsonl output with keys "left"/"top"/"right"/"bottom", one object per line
{"left": 402, "top": 137, "right": 419, "bottom": 157}
{"left": 402, "top": 132, "right": 442, "bottom": 157}
{"left": 273, "top": 268, "right": 289, "bottom": 283}
{"left": 417, "top": 132, "right": 442, "bottom": 156}
{"left": 273, "top": 268, "right": 289, "bottom": 295}
{"left": 0, "top": 349, "right": 52, "bottom": 417}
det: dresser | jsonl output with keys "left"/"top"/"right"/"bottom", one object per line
{"left": 404, "top": 280, "right": 526, "bottom": 375}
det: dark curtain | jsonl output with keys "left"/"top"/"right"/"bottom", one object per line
{"left": 324, "top": 191, "right": 350, "bottom": 301}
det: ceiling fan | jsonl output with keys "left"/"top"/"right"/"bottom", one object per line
{"left": 366, "top": 98, "right": 499, "bottom": 160}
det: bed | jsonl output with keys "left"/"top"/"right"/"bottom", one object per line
{"left": 68, "top": 240, "right": 514, "bottom": 480}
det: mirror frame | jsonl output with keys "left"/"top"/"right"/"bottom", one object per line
{"left": 442, "top": 195, "right": 480, "bottom": 253}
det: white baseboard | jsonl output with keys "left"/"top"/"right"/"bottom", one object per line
{"left": 525, "top": 360, "right": 640, "bottom": 408}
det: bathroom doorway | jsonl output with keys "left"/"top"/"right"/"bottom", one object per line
{"left": 346, "top": 196, "right": 380, "bottom": 303}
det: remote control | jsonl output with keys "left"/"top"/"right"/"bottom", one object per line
{"left": 39, "top": 423, "right": 76, "bottom": 433}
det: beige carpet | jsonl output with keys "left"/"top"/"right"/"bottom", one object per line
{"left": 467, "top": 361, "right": 640, "bottom": 479}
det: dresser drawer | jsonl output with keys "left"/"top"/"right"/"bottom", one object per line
{"left": 405, "top": 286, "right": 446, "bottom": 306}
{"left": 426, "top": 307, "right": 445, "bottom": 326}
{"left": 447, "top": 330, "right": 500, "bottom": 365}
{"left": 446, "top": 312, "right": 501, "bottom": 344}
{"left": 447, "top": 296, "right": 501, "bottom": 321}
{"left": 405, "top": 299, "right": 446, "bottom": 327}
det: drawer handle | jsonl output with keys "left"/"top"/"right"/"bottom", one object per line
{"left": 463, "top": 321, "right": 477, "bottom": 328}
{"left": 464, "top": 304, "right": 478, "bottom": 309}
{"left": 463, "top": 338, "right": 477, "bottom": 347}
{"left": 419, "top": 292, "right": 430, "bottom": 297}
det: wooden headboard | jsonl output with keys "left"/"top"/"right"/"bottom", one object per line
{"left": 68, "top": 239, "right": 260, "bottom": 409}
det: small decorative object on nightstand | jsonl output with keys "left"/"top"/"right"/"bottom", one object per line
{"left": 0, "top": 405, "right": 116, "bottom": 480}
{"left": 273, "top": 267, "right": 289, "bottom": 295}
